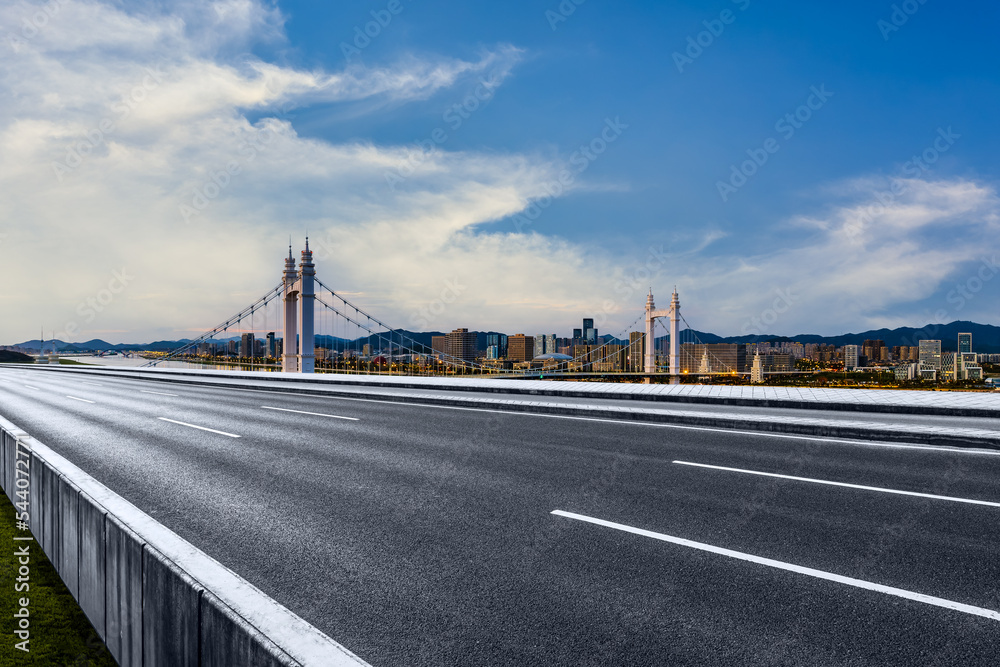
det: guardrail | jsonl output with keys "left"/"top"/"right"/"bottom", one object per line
{"left": 0, "top": 415, "right": 370, "bottom": 667}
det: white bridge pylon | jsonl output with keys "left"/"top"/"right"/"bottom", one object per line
{"left": 644, "top": 288, "right": 681, "bottom": 384}
{"left": 282, "top": 240, "right": 316, "bottom": 373}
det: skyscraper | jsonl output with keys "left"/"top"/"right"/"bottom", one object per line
{"left": 486, "top": 333, "right": 508, "bottom": 358}
{"left": 629, "top": 331, "right": 645, "bottom": 371}
{"left": 241, "top": 333, "right": 254, "bottom": 359}
{"left": 446, "top": 328, "right": 477, "bottom": 361}
{"left": 431, "top": 336, "right": 447, "bottom": 355}
{"left": 843, "top": 345, "right": 859, "bottom": 370}
{"left": 958, "top": 333, "right": 972, "bottom": 354}
{"left": 582, "top": 318, "right": 597, "bottom": 343}
{"left": 861, "top": 339, "right": 885, "bottom": 364}
{"left": 534, "top": 334, "right": 546, "bottom": 356}
{"left": 918, "top": 340, "right": 942, "bottom": 370}
{"left": 508, "top": 335, "right": 534, "bottom": 362}
{"left": 679, "top": 344, "right": 747, "bottom": 373}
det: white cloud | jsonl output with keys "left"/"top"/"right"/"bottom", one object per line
{"left": 0, "top": 0, "right": 615, "bottom": 344}
{"left": 677, "top": 177, "right": 1000, "bottom": 336}
{"left": 1, "top": 0, "right": 997, "bottom": 347}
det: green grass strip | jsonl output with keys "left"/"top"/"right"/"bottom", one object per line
{"left": 0, "top": 490, "right": 117, "bottom": 665}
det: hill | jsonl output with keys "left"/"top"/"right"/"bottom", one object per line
{"left": 0, "top": 350, "right": 34, "bottom": 363}
{"left": 9, "top": 321, "right": 1000, "bottom": 354}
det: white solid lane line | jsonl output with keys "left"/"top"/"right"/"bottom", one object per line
{"left": 260, "top": 406, "right": 359, "bottom": 421}
{"left": 66, "top": 396, "right": 96, "bottom": 404}
{"left": 23, "top": 385, "right": 41, "bottom": 390}
{"left": 78, "top": 381, "right": 103, "bottom": 386}
{"left": 551, "top": 510, "right": 1000, "bottom": 622}
{"left": 157, "top": 417, "right": 240, "bottom": 438}
{"left": 673, "top": 460, "right": 1000, "bottom": 508}
{"left": 141, "top": 390, "right": 178, "bottom": 397}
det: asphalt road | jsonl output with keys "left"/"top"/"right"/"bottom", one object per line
{"left": 1, "top": 365, "right": 998, "bottom": 666}
{"left": 23, "top": 364, "right": 1000, "bottom": 435}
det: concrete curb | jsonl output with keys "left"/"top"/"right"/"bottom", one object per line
{"left": 0, "top": 414, "right": 371, "bottom": 667}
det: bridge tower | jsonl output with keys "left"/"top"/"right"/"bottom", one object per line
{"left": 282, "top": 245, "right": 299, "bottom": 372}
{"left": 297, "top": 239, "right": 316, "bottom": 373}
{"left": 281, "top": 240, "right": 317, "bottom": 373}
{"left": 644, "top": 288, "right": 681, "bottom": 384}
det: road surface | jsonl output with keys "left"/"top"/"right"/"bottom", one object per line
{"left": 1, "top": 366, "right": 998, "bottom": 665}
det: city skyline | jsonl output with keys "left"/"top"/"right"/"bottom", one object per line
{"left": 2, "top": 1, "right": 1000, "bottom": 344}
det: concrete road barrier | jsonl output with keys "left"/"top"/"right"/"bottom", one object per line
{"left": 0, "top": 414, "right": 371, "bottom": 667}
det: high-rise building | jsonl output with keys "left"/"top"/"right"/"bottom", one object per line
{"left": 861, "top": 339, "right": 885, "bottom": 365}
{"left": 679, "top": 344, "right": 747, "bottom": 374}
{"left": 486, "top": 333, "right": 508, "bottom": 358}
{"left": 958, "top": 333, "right": 972, "bottom": 354}
{"left": 508, "top": 335, "right": 534, "bottom": 362}
{"left": 241, "top": 333, "right": 255, "bottom": 359}
{"left": 572, "top": 328, "right": 582, "bottom": 340}
{"left": 447, "top": 328, "right": 477, "bottom": 361}
{"left": 593, "top": 344, "right": 627, "bottom": 372}
{"left": 534, "top": 334, "right": 546, "bottom": 356}
{"left": 629, "top": 331, "right": 645, "bottom": 372}
{"left": 541, "top": 334, "right": 556, "bottom": 356}
{"left": 844, "top": 345, "right": 859, "bottom": 370}
{"left": 582, "top": 318, "right": 597, "bottom": 343}
{"left": 431, "top": 336, "right": 447, "bottom": 355}
{"left": 266, "top": 332, "right": 276, "bottom": 358}
{"left": 918, "top": 339, "right": 942, "bottom": 370}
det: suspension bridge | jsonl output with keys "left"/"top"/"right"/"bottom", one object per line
{"left": 142, "top": 241, "right": 748, "bottom": 381}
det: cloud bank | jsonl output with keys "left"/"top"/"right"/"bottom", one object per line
{"left": 0, "top": 0, "right": 996, "bottom": 344}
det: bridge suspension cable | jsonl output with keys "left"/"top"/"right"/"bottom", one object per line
{"left": 142, "top": 283, "right": 284, "bottom": 367}
{"left": 313, "top": 277, "right": 514, "bottom": 375}
{"left": 657, "top": 312, "right": 738, "bottom": 374}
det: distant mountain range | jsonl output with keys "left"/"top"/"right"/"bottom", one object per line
{"left": 660, "top": 321, "right": 1000, "bottom": 352}
{"left": 7, "top": 321, "right": 1000, "bottom": 354}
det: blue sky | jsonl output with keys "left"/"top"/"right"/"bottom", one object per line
{"left": 1, "top": 0, "right": 998, "bottom": 343}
